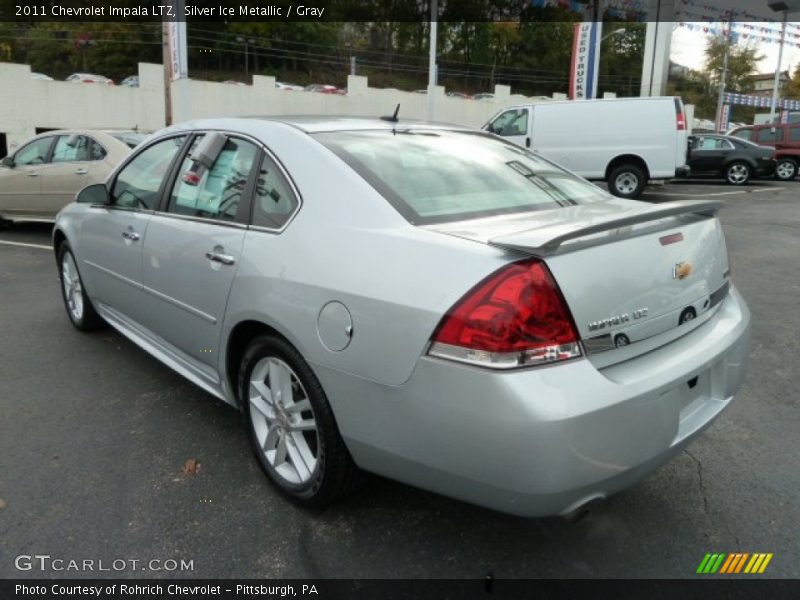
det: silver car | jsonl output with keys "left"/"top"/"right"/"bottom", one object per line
{"left": 53, "top": 117, "right": 750, "bottom": 517}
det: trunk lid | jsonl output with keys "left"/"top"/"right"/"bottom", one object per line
{"left": 427, "top": 199, "right": 731, "bottom": 365}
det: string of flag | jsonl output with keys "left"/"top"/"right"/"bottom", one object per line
{"left": 678, "top": 22, "right": 800, "bottom": 48}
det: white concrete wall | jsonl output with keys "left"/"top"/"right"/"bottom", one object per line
{"left": 1, "top": 61, "right": 551, "bottom": 152}
{"left": 0, "top": 62, "right": 164, "bottom": 152}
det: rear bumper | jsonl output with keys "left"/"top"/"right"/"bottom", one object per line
{"left": 315, "top": 287, "right": 750, "bottom": 517}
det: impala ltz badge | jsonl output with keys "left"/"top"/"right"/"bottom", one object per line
{"left": 673, "top": 261, "right": 693, "bottom": 280}
{"left": 588, "top": 308, "right": 649, "bottom": 332}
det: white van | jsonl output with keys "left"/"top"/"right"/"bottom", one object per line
{"left": 484, "top": 96, "right": 690, "bottom": 198}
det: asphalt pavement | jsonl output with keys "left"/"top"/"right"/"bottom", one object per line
{"left": 0, "top": 179, "right": 798, "bottom": 579}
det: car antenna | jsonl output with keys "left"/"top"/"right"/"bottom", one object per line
{"left": 381, "top": 104, "right": 400, "bottom": 123}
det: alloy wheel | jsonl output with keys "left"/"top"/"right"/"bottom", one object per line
{"left": 248, "top": 357, "right": 319, "bottom": 485}
{"left": 727, "top": 164, "right": 749, "bottom": 184}
{"left": 776, "top": 161, "right": 796, "bottom": 180}
{"left": 61, "top": 252, "right": 84, "bottom": 322}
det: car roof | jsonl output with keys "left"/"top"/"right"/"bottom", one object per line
{"left": 183, "top": 116, "right": 474, "bottom": 134}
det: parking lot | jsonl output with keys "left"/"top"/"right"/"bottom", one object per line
{"left": 0, "top": 179, "right": 798, "bottom": 579}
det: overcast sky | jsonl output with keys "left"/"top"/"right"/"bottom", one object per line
{"left": 670, "top": 22, "right": 800, "bottom": 76}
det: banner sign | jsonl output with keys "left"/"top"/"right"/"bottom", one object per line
{"left": 167, "top": 21, "right": 187, "bottom": 81}
{"left": 724, "top": 92, "right": 800, "bottom": 111}
{"left": 718, "top": 103, "right": 731, "bottom": 133}
{"left": 569, "top": 21, "right": 602, "bottom": 100}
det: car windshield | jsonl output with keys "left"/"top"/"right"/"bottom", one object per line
{"left": 315, "top": 130, "right": 608, "bottom": 225}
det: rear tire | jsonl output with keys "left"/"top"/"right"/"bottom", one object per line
{"left": 774, "top": 158, "right": 797, "bottom": 181}
{"left": 57, "top": 242, "right": 104, "bottom": 331}
{"left": 239, "top": 334, "right": 363, "bottom": 507}
{"left": 607, "top": 164, "right": 646, "bottom": 199}
{"left": 0, "top": 216, "right": 11, "bottom": 230}
{"left": 725, "top": 161, "right": 751, "bottom": 185}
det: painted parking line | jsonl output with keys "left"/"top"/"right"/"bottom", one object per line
{"left": 0, "top": 239, "right": 51, "bottom": 250}
{"left": 644, "top": 187, "right": 784, "bottom": 198}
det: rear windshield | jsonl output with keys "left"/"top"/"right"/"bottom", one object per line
{"left": 314, "top": 129, "right": 608, "bottom": 225}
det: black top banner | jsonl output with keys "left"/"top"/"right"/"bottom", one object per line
{"left": 0, "top": 0, "right": 794, "bottom": 23}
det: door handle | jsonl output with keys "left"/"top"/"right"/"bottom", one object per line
{"left": 121, "top": 231, "right": 140, "bottom": 241}
{"left": 525, "top": 137, "right": 531, "bottom": 148}
{"left": 75, "top": 168, "right": 88, "bottom": 175}
{"left": 205, "top": 251, "right": 236, "bottom": 265}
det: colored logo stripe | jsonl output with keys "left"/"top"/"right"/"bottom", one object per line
{"left": 697, "top": 553, "right": 773, "bottom": 574}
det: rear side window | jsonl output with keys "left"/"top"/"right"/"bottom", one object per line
{"left": 14, "top": 137, "right": 53, "bottom": 165}
{"left": 111, "top": 136, "right": 186, "bottom": 209}
{"left": 168, "top": 135, "right": 258, "bottom": 222}
{"left": 251, "top": 153, "right": 298, "bottom": 229}
{"left": 52, "top": 135, "right": 106, "bottom": 162}
{"left": 315, "top": 130, "right": 607, "bottom": 225}
{"left": 731, "top": 129, "right": 752, "bottom": 141}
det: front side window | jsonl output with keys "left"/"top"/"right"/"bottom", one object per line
{"left": 251, "top": 153, "right": 298, "bottom": 229}
{"left": 488, "top": 109, "right": 528, "bottom": 137}
{"left": 730, "top": 129, "right": 752, "bottom": 142}
{"left": 52, "top": 135, "right": 107, "bottom": 163}
{"left": 14, "top": 137, "right": 54, "bottom": 166}
{"left": 316, "top": 129, "right": 607, "bottom": 225}
{"left": 111, "top": 136, "right": 186, "bottom": 209}
{"left": 168, "top": 135, "right": 258, "bottom": 222}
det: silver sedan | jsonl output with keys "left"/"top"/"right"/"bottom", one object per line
{"left": 53, "top": 117, "right": 750, "bottom": 517}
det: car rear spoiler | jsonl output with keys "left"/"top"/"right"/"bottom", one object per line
{"left": 488, "top": 200, "right": 723, "bottom": 257}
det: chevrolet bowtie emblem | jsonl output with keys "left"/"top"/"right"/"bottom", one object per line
{"left": 673, "top": 261, "right": 693, "bottom": 280}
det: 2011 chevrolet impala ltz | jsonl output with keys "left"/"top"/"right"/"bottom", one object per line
{"left": 52, "top": 117, "right": 750, "bottom": 517}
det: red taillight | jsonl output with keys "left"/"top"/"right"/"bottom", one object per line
{"left": 674, "top": 97, "right": 686, "bottom": 131}
{"left": 428, "top": 259, "right": 582, "bottom": 369}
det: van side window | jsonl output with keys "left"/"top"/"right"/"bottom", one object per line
{"left": 757, "top": 128, "right": 779, "bottom": 144}
{"left": 489, "top": 109, "right": 528, "bottom": 137}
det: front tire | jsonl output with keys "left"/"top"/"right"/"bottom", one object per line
{"left": 608, "top": 164, "right": 646, "bottom": 199}
{"left": 725, "top": 161, "right": 751, "bottom": 185}
{"left": 774, "top": 158, "right": 797, "bottom": 181}
{"left": 57, "top": 243, "right": 104, "bottom": 331}
{"left": 239, "top": 335, "right": 362, "bottom": 506}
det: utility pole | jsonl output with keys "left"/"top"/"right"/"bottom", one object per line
{"left": 427, "top": 0, "right": 438, "bottom": 121}
{"left": 769, "top": 11, "right": 788, "bottom": 127}
{"left": 714, "top": 17, "right": 732, "bottom": 133}
{"left": 162, "top": 21, "right": 172, "bottom": 126}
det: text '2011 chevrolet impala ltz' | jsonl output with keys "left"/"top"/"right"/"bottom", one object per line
{"left": 53, "top": 117, "right": 750, "bottom": 517}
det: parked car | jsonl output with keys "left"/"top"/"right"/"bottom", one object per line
{"left": 304, "top": 84, "right": 338, "bottom": 94}
{"left": 729, "top": 123, "right": 800, "bottom": 180}
{"left": 104, "top": 130, "right": 149, "bottom": 149}
{"left": 119, "top": 75, "right": 140, "bottom": 88}
{"left": 0, "top": 130, "right": 132, "bottom": 224}
{"left": 275, "top": 81, "right": 303, "bottom": 91}
{"left": 446, "top": 91, "right": 471, "bottom": 99}
{"left": 687, "top": 134, "right": 775, "bottom": 185}
{"left": 30, "top": 72, "right": 53, "bottom": 81}
{"left": 66, "top": 73, "right": 114, "bottom": 85}
{"left": 52, "top": 117, "right": 750, "bottom": 517}
{"left": 222, "top": 80, "right": 247, "bottom": 86}
{"left": 484, "top": 96, "right": 690, "bottom": 199}
{"left": 472, "top": 93, "right": 495, "bottom": 101}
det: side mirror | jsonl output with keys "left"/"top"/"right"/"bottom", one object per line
{"left": 1, "top": 156, "right": 13, "bottom": 168}
{"left": 76, "top": 183, "right": 110, "bottom": 205}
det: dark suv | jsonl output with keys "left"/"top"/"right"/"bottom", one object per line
{"left": 729, "top": 123, "right": 800, "bottom": 180}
